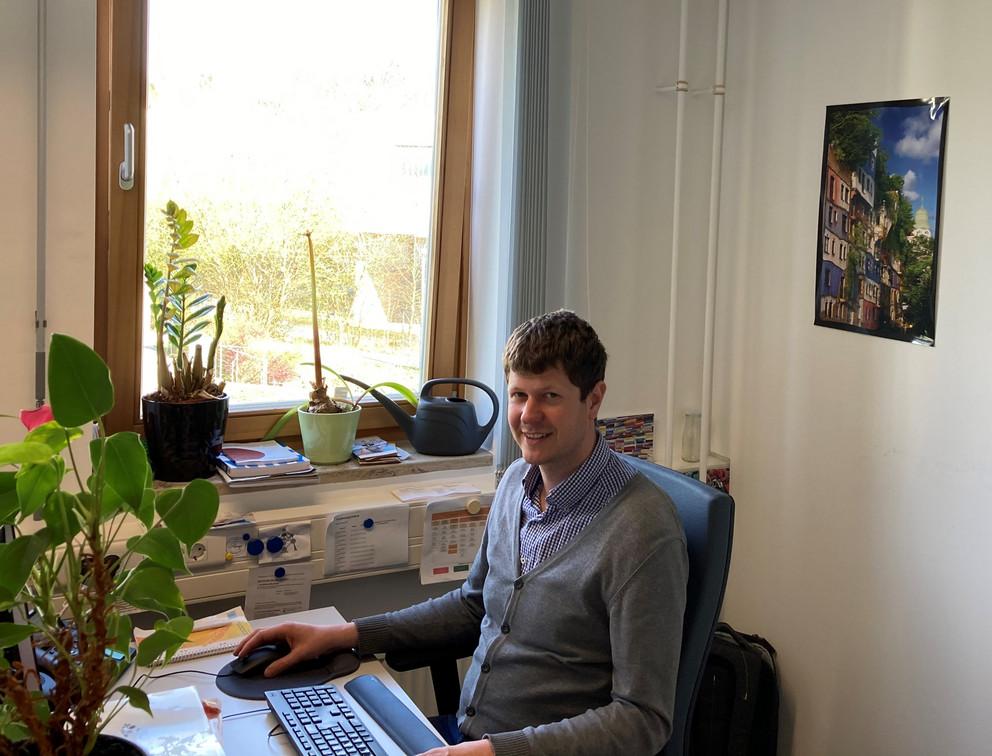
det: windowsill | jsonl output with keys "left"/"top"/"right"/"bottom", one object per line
{"left": 156, "top": 444, "right": 494, "bottom": 496}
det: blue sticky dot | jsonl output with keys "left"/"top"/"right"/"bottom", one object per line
{"left": 246, "top": 539, "right": 264, "bottom": 556}
{"left": 266, "top": 536, "right": 284, "bottom": 553}
{"left": 242, "top": 533, "right": 250, "bottom": 541}
{"left": 274, "top": 567, "right": 286, "bottom": 579}
{"left": 363, "top": 518, "right": 374, "bottom": 529}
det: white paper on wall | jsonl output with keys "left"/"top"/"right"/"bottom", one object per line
{"left": 244, "top": 563, "right": 312, "bottom": 620}
{"left": 324, "top": 505, "right": 409, "bottom": 575}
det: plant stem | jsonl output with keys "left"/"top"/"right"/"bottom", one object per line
{"left": 305, "top": 230, "right": 323, "bottom": 390}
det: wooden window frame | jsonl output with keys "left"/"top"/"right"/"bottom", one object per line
{"left": 95, "top": 0, "right": 475, "bottom": 441}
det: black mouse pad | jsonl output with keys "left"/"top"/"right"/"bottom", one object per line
{"left": 216, "top": 649, "right": 361, "bottom": 700}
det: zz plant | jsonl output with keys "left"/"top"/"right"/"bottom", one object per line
{"left": 0, "top": 334, "right": 219, "bottom": 754}
{"left": 143, "top": 200, "right": 226, "bottom": 402}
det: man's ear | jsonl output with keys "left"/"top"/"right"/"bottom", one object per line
{"left": 586, "top": 381, "right": 606, "bottom": 418}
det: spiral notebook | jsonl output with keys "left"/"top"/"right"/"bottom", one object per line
{"left": 134, "top": 607, "right": 252, "bottom": 666}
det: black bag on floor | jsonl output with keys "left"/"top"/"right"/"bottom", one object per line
{"left": 689, "top": 622, "right": 779, "bottom": 756}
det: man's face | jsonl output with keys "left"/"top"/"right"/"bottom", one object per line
{"left": 507, "top": 365, "right": 605, "bottom": 485}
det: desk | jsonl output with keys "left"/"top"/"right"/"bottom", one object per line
{"left": 117, "top": 606, "right": 438, "bottom": 755}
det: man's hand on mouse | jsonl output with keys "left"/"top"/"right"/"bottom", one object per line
{"left": 234, "top": 621, "right": 359, "bottom": 678}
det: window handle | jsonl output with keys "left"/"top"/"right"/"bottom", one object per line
{"left": 119, "top": 123, "right": 135, "bottom": 190}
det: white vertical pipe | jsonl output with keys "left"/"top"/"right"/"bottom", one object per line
{"left": 698, "top": 0, "right": 729, "bottom": 481}
{"left": 35, "top": 0, "right": 48, "bottom": 407}
{"left": 663, "top": 0, "right": 690, "bottom": 467}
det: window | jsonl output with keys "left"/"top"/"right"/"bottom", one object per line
{"left": 96, "top": 0, "right": 477, "bottom": 439}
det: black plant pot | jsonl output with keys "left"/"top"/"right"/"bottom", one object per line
{"left": 142, "top": 395, "right": 228, "bottom": 482}
{"left": 15, "top": 734, "right": 148, "bottom": 756}
{"left": 92, "top": 734, "right": 150, "bottom": 755}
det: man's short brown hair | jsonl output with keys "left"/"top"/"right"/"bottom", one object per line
{"left": 502, "top": 310, "right": 607, "bottom": 399}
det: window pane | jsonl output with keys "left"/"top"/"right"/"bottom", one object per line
{"left": 141, "top": 0, "right": 440, "bottom": 408}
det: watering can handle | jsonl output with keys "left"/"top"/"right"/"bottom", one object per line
{"left": 421, "top": 378, "right": 500, "bottom": 434}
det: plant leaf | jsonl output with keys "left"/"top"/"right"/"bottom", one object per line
{"left": 42, "top": 491, "right": 82, "bottom": 544}
{"left": 137, "top": 488, "right": 155, "bottom": 529}
{"left": 113, "top": 685, "right": 152, "bottom": 716}
{"left": 48, "top": 333, "right": 114, "bottom": 427}
{"left": 365, "top": 381, "right": 419, "bottom": 406}
{"left": 0, "top": 473, "right": 18, "bottom": 524}
{"left": 120, "top": 564, "right": 185, "bottom": 618}
{"left": 108, "top": 613, "right": 133, "bottom": 656}
{"left": 0, "top": 534, "right": 47, "bottom": 605}
{"left": 127, "top": 528, "right": 187, "bottom": 573}
{"left": 0, "top": 442, "right": 53, "bottom": 466}
{"left": 262, "top": 403, "right": 307, "bottom": 441}
{"left": 15, "top": 461, "right": 60, "bottom": 517}
{"left": 103, "top": 432, "right": 150, "bottom": 512}
{"left": 0, "top": 623, "right": 35, "bottom": 649}
{"left": 154, "top": 480, "right": 218, "bottom": 547}
{"left": 24, "top": 421, "right": 82, "bottom": 454}
{"left": 134, "top": 616, "right": 193, "bottom": 667}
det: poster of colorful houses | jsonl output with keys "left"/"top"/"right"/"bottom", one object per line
{"left": 815, "top": 98, "right": 948, "bottom": 345}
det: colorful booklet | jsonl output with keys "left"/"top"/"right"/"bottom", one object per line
{"left": 352, "top": 436, "right": 410, "bottom": 464}
{"left": 134, "top": 607, "right": 252, "bottom": 666}
{"left": 217, "top": 441, "right": 311, "bottom": 477}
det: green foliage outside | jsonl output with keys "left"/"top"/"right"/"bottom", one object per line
{"left": 144, "top": 194, "right": 426, "bottom": 397}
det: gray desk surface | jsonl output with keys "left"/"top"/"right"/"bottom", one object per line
{"left": 115, "top": 606, "right": 437, "bottom": 755}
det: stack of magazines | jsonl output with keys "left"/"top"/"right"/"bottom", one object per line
{"left": 216, "top": 441, "right": 318, "bottom": 487}
{"left": 352, "top": 436, "right": 410, "bottom": 465}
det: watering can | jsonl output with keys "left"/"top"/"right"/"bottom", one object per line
{"left": 344, "top": 377, "right": 499, "bottom": 456}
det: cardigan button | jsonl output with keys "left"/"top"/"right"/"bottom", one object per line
{"left": 513, "top": 578, "right": 524, "bottom": 590}
{"left": 481, "top": 662, "right": 491, "bottom": 673}
{"left": 465, "top": 706, "right": 476, "bottom": 717}
{"left": 501, "top": 623, "right": 510, "bottom": 634}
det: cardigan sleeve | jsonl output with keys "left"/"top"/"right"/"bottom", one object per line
{"left": 354, "top": 521, "right": 490, "bottom": 655}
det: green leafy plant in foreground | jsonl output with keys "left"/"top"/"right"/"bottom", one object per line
{"left": 144, "top": 200, "right": 227, "bottom": 402}
{"left": 0, "top": 334, "right": 219, "bottom": 755}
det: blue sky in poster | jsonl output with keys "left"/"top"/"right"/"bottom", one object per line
{"left": 875, "top": 102, "right": 946, "bottom": 233}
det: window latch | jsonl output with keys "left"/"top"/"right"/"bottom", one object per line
{"left": 119, "top": 123, "right": 135, "bottom": 190}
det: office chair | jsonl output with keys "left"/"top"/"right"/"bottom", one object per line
{"left": 386, "top": 456, "right": 734, "bottom": 756}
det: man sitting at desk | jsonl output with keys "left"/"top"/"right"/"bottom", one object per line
{"left": 237, "top": 310, "right": 688, "bottom": 756}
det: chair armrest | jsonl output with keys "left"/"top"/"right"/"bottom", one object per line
{"left": 385, "top": 640, "right": 479, "bottom": 717}
{"left": 384, "top": 640, "right": 478, "bottom": 672}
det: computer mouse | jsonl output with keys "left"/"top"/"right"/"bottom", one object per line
{"left": 229, "top": 642, "right": 291, "bottom": 677}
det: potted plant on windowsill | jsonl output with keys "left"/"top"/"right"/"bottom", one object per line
{"left": 142, "top": 201, "right": 228, "bottom": 482}
{"left": 265, "top": 231, "right": 416, "bottom": 464}
{"left": 0, "top": 334, "right": 220, "bottom": 754}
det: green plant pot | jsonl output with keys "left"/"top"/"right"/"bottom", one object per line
{"left": 298, "top": 405, "right": 361, "bottom": 465}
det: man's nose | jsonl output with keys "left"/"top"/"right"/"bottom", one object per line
{"left": 520, "top": 397, "right": 542, "bottom": 423}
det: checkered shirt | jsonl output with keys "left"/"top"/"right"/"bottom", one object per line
{"left": 518, "top": 434, "right": 635, "bottom": 574}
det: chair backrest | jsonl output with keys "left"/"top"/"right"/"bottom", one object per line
{"left": 625, "top": 456, "right": 735, "bottom": 756}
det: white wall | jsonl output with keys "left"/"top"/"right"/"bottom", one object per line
{"left": 0, "top": 0, "right": 95, "bottom": 444}
{"left": 721, "top": 1, "right": 992, "bottom": 754}
{"left": 552, "top": 1, "right": 992, "bottom": 754}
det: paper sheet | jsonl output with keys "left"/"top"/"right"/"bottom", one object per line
{"left": 391, "top": 482, "right": 482, "bottom": 503}
{"left": 104, "top": 685, "right": 226, "bottom": 755}
{"left": 257, "top": 521, "right": 312, "bottom": 564}
{"left": 244, "top": 563, "right": 312, "bottom": 620}
{"left": 420, "top": 494, "right": 493, "bottom": 584}
{"left": 324, "top": 505, "right": 409, "bottom": 575}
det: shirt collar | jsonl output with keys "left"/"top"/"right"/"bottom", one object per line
{"left": 520, "top": 434, "right": 612, "bottom": 513}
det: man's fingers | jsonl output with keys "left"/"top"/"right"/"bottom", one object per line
{"left": 235, "top": 626, "right": 278, "bottom": 657}
{"left": 264, "top": 649, "right": 301, "bottom": 678}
